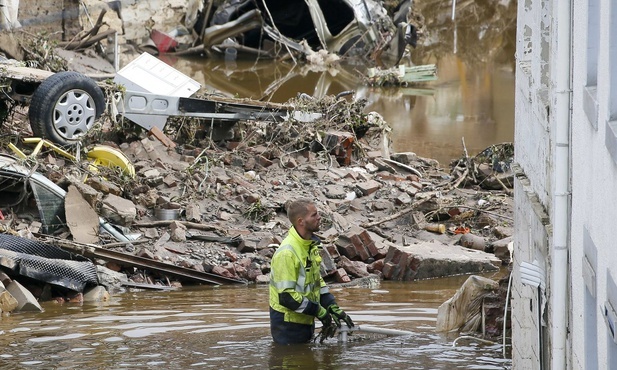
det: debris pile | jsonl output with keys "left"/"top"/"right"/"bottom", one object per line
{"left": 0, "top": 82, "right": 514, "bottom": 314}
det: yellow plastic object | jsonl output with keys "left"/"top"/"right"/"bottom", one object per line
{"left": 22, "top": 138, "right": 77, "bottom": 161}
{"left": 86, "top": 145, "right": 136, "bottom": 178}
{"left": 7, "top": 143, "right": 27, "bottom": 159}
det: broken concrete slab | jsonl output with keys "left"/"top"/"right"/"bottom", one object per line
{"left": 380, "top": 242, "right": 501, "bottom": 281}
{"left": 356, "top": 180, "right": 382, "bottom": 196}
{"left": 459, "top": 233, "right": 488, "bottom": 251}
{"left": 0, "top": 281, "right": 18, "bottom": 313}
{"left": 85, "top": 177, "right": 123, "bottom": 196}
{"left": 100, "top": 193, "right": 137, "bottom": 226}
{"left": 324, "top": 185, "right": 348, "bottom": 199}
{"left": 83, "top": 286, "right": 110, "bottom": 302}
{"left": 6, "top": 280, "right": 43, "bottom": 312}
{"left": 0, "top": 289, "right": 18, "bottom": 313}
{"left": 66, "top": 185, "right": 100, "bottom": 244}
{"left": 96, "top": 265, "right": 129, "bottom": 293}
{"left": 70, "top": 180, "right": 102, "bottom": 209}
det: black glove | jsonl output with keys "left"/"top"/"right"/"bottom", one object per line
{"left": 316, "top": 306, "right": 337, "bottom": 341}
{"left": 328, "top": 304, "right": 354, "bottom": 328}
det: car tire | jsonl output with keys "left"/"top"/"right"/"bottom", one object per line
{"left": 29, "top": 71, "right": 106, "bottom": 146}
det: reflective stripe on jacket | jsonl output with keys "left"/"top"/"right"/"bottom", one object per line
{"left": 269, "top": 226, "right": 328, "bottom": 325}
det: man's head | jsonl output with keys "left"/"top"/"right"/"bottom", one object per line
{"left": 287, "top": 198, "right": 321, "bottom": 239}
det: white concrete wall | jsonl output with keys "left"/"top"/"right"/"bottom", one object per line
{"left": 513, "top": 0, "right": 553, "bottom": 366}
{"left": 511, "top": 172, "right": 550, "bottom": 369}
{"left": 515, "top": 0, "right": 617, "bottom": 368}
{"left": 570, "top": 0, "right": 617, "bottom": 368}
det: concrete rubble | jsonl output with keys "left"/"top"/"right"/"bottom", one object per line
{"left": 0, "top": 87, "right": 514, "bottom": 316}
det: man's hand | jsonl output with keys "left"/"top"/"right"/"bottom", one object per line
{"left": 317, "top": 306, "right": 337, "bottom": 342}
{"left": 328, "top": 304, "right": 354, "bottom": 328}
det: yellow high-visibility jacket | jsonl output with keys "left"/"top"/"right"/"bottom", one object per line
{"left": 269, "top": 226, "right": 329, "bottom": 325}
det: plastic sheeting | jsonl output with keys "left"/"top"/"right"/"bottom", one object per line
{"left": 436, "top": 275, "right": 499, "bottom": 333}
{"left": 0, "top": 0, "right": 21, "bottom": 30}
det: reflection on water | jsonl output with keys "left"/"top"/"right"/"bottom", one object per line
{"left": 167, "top": 54, "right": 514, "bottom": 166}
{"left": 0, "top": 276, "right": 511, "bottom": 369}
{"left": 157, "top": 0, "right": 516, "bottom": 167}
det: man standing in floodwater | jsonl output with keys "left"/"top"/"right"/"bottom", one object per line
{"left": 269, "top": 198, "right": 354, "bottom": 344}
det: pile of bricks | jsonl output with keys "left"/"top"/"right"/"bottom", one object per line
{"left": 334, "top": 228, "right": 386, "bottom": 262}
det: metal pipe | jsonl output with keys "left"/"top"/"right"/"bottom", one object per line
{"left": 114, "top": 31, "right": 119, "bottom": 72}
{"left": 503, "top": 270, "right": 513, "bottom": 358}
{"left": 552, "top": 0, "right": 573, "bottom": 368}
{"left": 337, "top": 324, "right": 413, "bottom": 342}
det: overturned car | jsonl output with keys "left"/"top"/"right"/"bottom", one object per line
{"left": 187, "top": 0, "right": 417, "bottom": 66}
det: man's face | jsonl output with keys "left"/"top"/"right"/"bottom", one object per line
{"left": 302, "top": 204, "right": 321, "bottom": 233}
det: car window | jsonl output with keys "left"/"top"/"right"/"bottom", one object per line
{"left": 0, "top": 168, "right": 67, "bottom": 235}
{"left": 29, "top": 179, "right": 66, "bottom": 234}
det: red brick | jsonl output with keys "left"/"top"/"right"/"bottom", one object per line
{"left": 212, "top": 265, "right": 235, "bottom": 278}
{"left": 226, "top": 141, "right": 243, "bottom": 150}
{"left": 392, "top": 252, "right": 408, "bottom": 280}
{"left": 336, "top": 242, "right": 357, "bottom": 259}
{"left": 384, "top": 246, "right": 402, "bottom": 264}
{"left": 68, "top": 293, "right": 84, "bottom": 303}
{"left": 358, "top": 230, "right": 373, "bottom": 246}
{"left": 356, "top": 180, "right": 382, "bottom": 196}
{"left": 382, "top": 262, "right": 397, "bottom": 280}
{"left": 334, "top": 268, "right": 351, "bottom": 283}
{"left": 402, "top": 258, "right": 418, "bottom": 281}
{"left": 367, "top": 259, "right": 384, "bottom": 273}
{"left": 364, "top": 242, "right": 380, "bottom": 258}
{"left": 256, "top": 155, "right": 273, "bottom": 168}
{"left": 325, "top": 244, "right": 340, "bottom": 258}
{"left": 350, "top": 234, "right": 370, "bottom": 261}
{"left": 105, "top": 262, "right": 122, "bottom": 271}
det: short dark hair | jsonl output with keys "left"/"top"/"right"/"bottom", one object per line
{"left": 287, "top": 198, "right": 314, "bottom": 227}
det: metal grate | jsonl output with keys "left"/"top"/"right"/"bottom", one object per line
{"left": 0, "top": 234, "right": 98, "bottom": 291}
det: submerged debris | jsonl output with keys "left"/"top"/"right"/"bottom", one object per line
{"left": 450, "top": 142, "right": 514, "bottom": 193}
{"left": 366, "top": 64, "right": 438, "bottom": 87}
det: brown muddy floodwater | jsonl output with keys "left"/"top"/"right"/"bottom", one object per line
{"left": 159, "top": 0, "right": 516, "bottom": 167}
{"left": 0, "top": 272, "right": 510, "bottom": 369}
{"left": 163, "top": 55, "right": 514, "bottom": 167}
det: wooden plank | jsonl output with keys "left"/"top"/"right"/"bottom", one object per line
{"left": 0, "top": 65, "right": 53, "bottom": 82}
{"left": 148, "top": 126, "right": 177, "bottom": 149}
{"left": 47, "top": 237, "right": 246, "bottom": 285}
{"left": 121, "top": 281, "right": 179, "bottom": 290}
